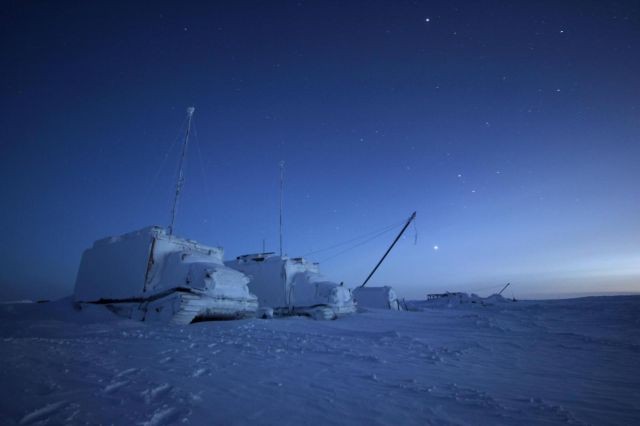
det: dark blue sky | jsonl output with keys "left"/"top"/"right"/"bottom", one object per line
{"left": 1, "top": 1, "right": 638, "bottom": 300}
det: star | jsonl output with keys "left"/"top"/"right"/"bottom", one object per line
{"left": 433, "top": 245, "right": 439, "bottom": 251}
{"left": 425, "top": 18, "right": 430, "bottom": 22}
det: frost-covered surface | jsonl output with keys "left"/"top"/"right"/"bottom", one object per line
{"left": 1, "top": 295, "right": 639, "bottom": 425}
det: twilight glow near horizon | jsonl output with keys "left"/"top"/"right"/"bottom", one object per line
{"left": 1, "top": 1, "right": 638, "bottom": 300}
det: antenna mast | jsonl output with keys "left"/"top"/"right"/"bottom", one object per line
{"left": 168, "top": 106, "right": 195, "bottom": 236}
{"left": 279, "top": 160, "right": 285, "bottom": 257}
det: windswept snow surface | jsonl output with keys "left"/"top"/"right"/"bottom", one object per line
{"left": 1, "top": 296, "right": 639, "bottom": 425}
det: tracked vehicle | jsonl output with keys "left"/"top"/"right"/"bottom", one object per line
{"left": 226, "top": 253, "right": 356, "bottom": 320}
{"left": 74, "top": 226, "right": 258, "bottom": 324}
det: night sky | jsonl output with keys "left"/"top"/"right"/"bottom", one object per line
{"left": 1, "top": 1, "right": 638, "bottom": 301}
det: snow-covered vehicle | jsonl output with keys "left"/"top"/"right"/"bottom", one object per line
{"left": 225, "top": 253, "right": 356, "bottom": 320}
{"left": 74, "top": 226, "right": 258, "bottom": 324}
{"left": 353, "top": 286, "right": 403, "bottom": 310}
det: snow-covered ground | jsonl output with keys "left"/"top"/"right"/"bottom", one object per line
{"left": 1, "top": 295, "right": 639, "bottom": 425}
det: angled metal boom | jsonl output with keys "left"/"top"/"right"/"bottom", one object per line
{"left": 498, "top": 282, "right": 510, "bottom": 296}
{"left": 359, "top": 211, "right": 416, "bottom": 288}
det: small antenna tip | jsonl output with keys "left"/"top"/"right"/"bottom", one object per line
{"left": 187, "top": 106, "right": 195, "bottom": 116}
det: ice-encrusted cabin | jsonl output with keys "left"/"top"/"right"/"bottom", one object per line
{"left": 352, "top": 286, "right": 403, "bottom": 310}
{"left": 225, "top": 253, "right": 356, "bottom": 319}
{"left": 74, "top": 226, "right": 258, "bottom": 324}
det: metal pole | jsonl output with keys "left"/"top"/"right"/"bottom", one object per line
{"left": 278, "top": 160, "right": 288, "bottom": 310}
{"left": 360, "top": 211, "right": 417, "bottom": 288}
{"left": 168, "top": 106, "right": 195, "bottom": 236}
{"left": 279, "top": 160, "right": 285, "bottom": 257}
{"left": 497, "top": 282, "right": 510, "bottom": 296}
